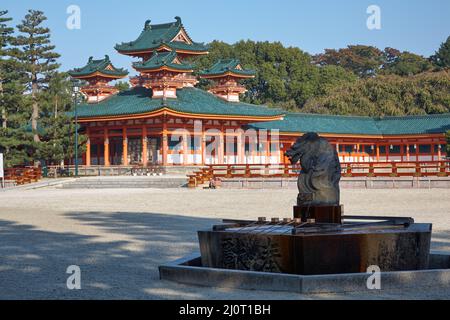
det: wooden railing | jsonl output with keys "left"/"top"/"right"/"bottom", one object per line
{"left": 3, "top": 167, "right": 42, "bottom": 186}
{"left": 43, "top": 164, "right": 166, "bottom": 177}
{"left": 187, "top": 161, "right": 450, "bottom": 188}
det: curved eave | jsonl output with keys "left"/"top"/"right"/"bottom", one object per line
{"left": 116, "top": 44, "right": 209, "bottom": 56}
{"left": 77, "top": 106, "right": 284, "bottom": 123}
{"left": 132, "top": 65, "right": 193, "bottom": 73}
{"left": 69, "top": 71, "right": 128, "bottom": 80}
{"left": 199, "top": 71, "right": 255, "bottom": 79}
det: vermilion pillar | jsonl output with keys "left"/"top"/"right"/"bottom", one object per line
{"left": 142, "top": 127, "right": 148, "bottom": 167}
{"left": 237, "top": 133, "right": 244, "bottom": 164}
{"left": 218, "top": 132, "right": 224, "bottom": 165}
{"left": 182, "top": 131, "right": 188, "bottom": 165}
{"left": 104, "top": 129, "right": 110, "bottom": 166}
{"left": 162, "top": 117, "right": 168, "bottom": 166}
{"left": 86, "top": 138, "right": 91, "bottom": 166}
{"left": 122, "top": 128, "right": 128, "bottom": 166}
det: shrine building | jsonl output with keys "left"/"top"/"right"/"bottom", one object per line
{"left": 69, "top": 17, "right": 450, "bottom": 167}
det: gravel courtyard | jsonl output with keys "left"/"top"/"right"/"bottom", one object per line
{"left": 0, "top": 186, "right": 449, "bottom": 299}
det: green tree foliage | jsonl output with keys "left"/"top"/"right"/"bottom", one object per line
{"left": 302, "top": 71, "right": 450, "bottom": 116}
{"left": 114, "top": 80, "right": 130, "bottom": 92}
{"left": 37, "top": 72, "right": 86, "bottom": 165}
{"left": 431, "top": 36, "right": 450, "bottom": 69}
{"left": 194, "top": 40, "right": 356, "bottom": 109}
{"left": 381, "top": 48, "right": 433, "bottom": 76}
{"left": 15, "top": 10, "right": 60, "bottom": 143}
{"left": 1, "top": 10, "right": 86, "bottom": 167}
{"left": 313, "top": 45, "right": 385, "bottom": 77}
{"left": 314, "top": 45, "right": 434, "bottom": 77}
{"left": 0, "top": 10, "right": 35, "bottom": 167}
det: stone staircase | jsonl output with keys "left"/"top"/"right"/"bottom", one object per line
{"left": 61, "top": 176, "right": 187, "bottom": 189}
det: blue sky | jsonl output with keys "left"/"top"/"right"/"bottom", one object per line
{"left": 4, "top": 0, "right": 450, "bottom": 76}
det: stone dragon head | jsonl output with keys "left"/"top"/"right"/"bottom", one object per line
{"left": 285, "top": 132, "right": 341, "bottom": 205}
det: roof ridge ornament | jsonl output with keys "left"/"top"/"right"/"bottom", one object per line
{"left": 174, "top": 16, "right": 181, "bottom": 25}
{"left": 144, "top": 19, "right": 151, "bottom": 31}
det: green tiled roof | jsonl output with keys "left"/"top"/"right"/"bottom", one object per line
{"left": 249, "top": 113, "right": 380, "bottom": 135}
{"left": 68, "top": 55, "right": 128, "bottom": 78}
{"left": 200, "top": 59, "right": 256, "bottom": 77}
{"left": 248, "top": 113, "right": 450, "bottom": 135}
{"left": 75, "top": 87, "right": 284, "bottom": 119}
{"left": 374, "top": 114, "right": 450, "bottom": 135}
{"left": 133, "top": 51, "right": 193, "bottom": 72}
{"left": 115, "top": 17, "right": 208, "bottom": 54}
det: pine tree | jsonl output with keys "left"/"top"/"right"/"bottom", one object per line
{"left": 431, "top": 36, "right": 450, "bottom": 69}
{"left": 0, "top": 10, "right": 35, "bottom": 167}
{"left": 15, "top": 10, "right": 60, "bottom": 143}
{"left": 38, "top": 72, "right": 86, "bottom": 165}
{"left": 0, "top": 10, "right": 14, "bottom": 129}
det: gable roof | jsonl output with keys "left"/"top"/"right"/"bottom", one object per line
{"left": 68, "top": 55, "right": 128, "bottom": 78}
{"left": 199, "top": 59, "right": 256, "bottom": 78}
{"left": 115, "top": 17, "right": 208, "bottom": 54}
{"left": 132, "top": 51, "right": 193, "bottom": 72}
{"left": 75, "top": 87, "right": 284, "bottom": 120}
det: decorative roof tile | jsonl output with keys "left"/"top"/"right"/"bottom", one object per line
{"left": 75, "top": 87, "right": 284, "bottom": 119}
{"left": 248, "top": 113, "right": 450, "bottom": 135}
{"left": 68, "top": 55, "right": 128, "bottom": 78}
{"left": 132, "top": 51, "right": 193, "bottom": 72}
{"left": 200, "top": 59, "right": 256, "bottom": 78}
{"left": 115, "top": 17, "right": 208, "bottom": 54}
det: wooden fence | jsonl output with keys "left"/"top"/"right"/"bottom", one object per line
{"left": 187, "top": 161, "right": 450, "bottom": 188}
{"left": 3, "top": 167, "right": 42, "bottom": 186}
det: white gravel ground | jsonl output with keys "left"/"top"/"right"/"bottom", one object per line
{"left": 0, "top": 187, "right": 449, "bottom": 299}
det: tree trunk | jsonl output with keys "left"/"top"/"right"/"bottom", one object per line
{"left": 31, "top": 73, "right": 40, "bottom": 142}
{"left": 54, "top": 95, "right": 58, "bottom": 118}
{"left": 0, "top": 81, "right": 6, "bottom": 129}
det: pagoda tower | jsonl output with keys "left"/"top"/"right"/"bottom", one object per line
{"left": 132, "top": 50, "right": 196, "bottom": 99}
{"left": 199, "top": 59, "right": 255, "bottom": 102}
{"left": 68, "top": 55, "right": 128, "bottom": 103}
{"left": 116, "top": 17, "right": 208, "bottom": 97}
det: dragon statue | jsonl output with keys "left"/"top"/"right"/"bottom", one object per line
{"left": 285, "top": 132, "right": 341, "bottom": 206}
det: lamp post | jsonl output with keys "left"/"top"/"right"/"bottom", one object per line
{"left": 72, "top": 79, "right": 81, "bottom": 177}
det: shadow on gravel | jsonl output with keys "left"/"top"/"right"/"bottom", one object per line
{"left": 0, "top": 212, "right": 219, "bottom": 299}
{"left": 0, "top": 213, "right": 449, "bottom": 300}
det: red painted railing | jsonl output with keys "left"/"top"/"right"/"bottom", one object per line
{"left": 187, "top": 161, "right": 450, "bottom": 188}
